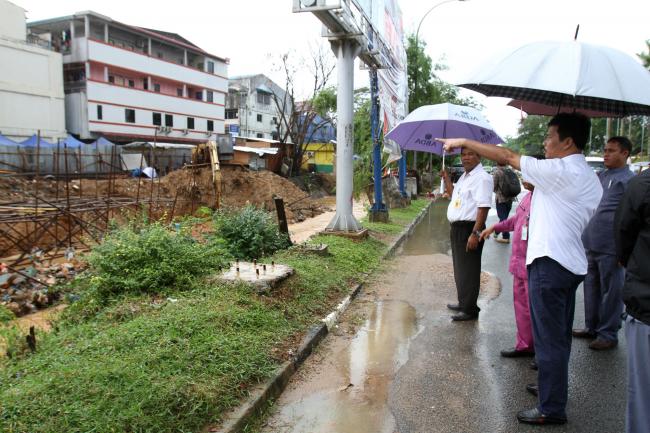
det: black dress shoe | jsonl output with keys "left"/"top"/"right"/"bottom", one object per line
{"left": 526, "top": 383, "right": 538, "bottom": 397}
{"left": 446, "top": 303, "right": 461, "bottom": 311}
{"left": 451, "top": 312, "right": 478, "bottom": 321}
{"left": 572, "top": 328, "right": 596, "bottom": 339}
{"left": 530, "top": 360, "right": 538, "bottom": 370}
{"left": 517, "top": 407, "right": 567, "bottom": 425}
{"left": 500, "top": 348, "right": 535, "bottom": 358}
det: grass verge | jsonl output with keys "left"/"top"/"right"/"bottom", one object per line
{"left": 0, "top": 200, "right": 427, "bottom": 433}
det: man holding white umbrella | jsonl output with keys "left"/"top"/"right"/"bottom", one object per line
{"left": 438, "top": 112, "right": 602, "bottom": 425}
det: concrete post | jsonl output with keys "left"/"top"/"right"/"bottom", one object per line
{"left": 104, "top": 23, "right": 108, "bottom": 42}
{"left": 326, "top": 39, "right": 362, "bottom": 232}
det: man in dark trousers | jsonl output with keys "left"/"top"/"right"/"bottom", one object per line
{"left": 492, "top": 162, "right": 515, "bottom": 243}
{"left": 615, "top": 168, "right": 650, "bottom": 433}
{"left": 438, "top": 113, "right": 602, "bottom": 425}
{"left": 441, "top": 148, "right": 493, "bottom": 321}
{"left": 575, "top": 136, "right": 634, "bottom": 349}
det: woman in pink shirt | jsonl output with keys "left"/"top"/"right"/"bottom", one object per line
{"left": 481, "top": 182, "right": 535, "bottom": 357}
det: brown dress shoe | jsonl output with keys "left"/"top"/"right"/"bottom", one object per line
{"left": 589, "top": 339, "right": 618, "bottom": 350}
{"left": 572, "top": 328, "right": 596, "bottom": 339}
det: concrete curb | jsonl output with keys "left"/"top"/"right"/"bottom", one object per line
{"left": 210, "top": 200, "right": 433, "bottom": 433}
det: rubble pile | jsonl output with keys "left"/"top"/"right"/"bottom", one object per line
{"left": 0, "top": 259, "right": 85, "bottom": 318}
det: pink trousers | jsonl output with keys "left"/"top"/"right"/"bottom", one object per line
{"left": 513, "top": 276, "right": 534, "bottom": 352}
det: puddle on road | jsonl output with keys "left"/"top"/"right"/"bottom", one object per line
{"left": 267, "top": 300, "right": 417, "bottom": 433}
{"left": 400, "top": 201, "right": 451, "bottom": 256}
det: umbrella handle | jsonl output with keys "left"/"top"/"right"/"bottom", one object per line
{"left": 439, "top": 150, "right": 446, "bottom": 194}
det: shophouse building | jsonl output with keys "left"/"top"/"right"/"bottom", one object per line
{"left": 0, "top": 0, "right": 66, "bottom": 142}
{"left": 225, "top": 74, "right": 291, "bottom": 141}
{"left": 27, "top": 10, "right": 228, "bottom": 143}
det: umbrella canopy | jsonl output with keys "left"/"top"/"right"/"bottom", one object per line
{"left": 385, "top": 103, "right": 503, "bottom": 155}
{"left": 507, "top": 99, "right": 614, "bottom": 118}
{"left": 460, "top": 41, "right": 650, "bottom": 116}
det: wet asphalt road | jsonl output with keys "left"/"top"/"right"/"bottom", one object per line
{"left": 390, "top": 201, "right": 627, "bottom": 433}
{"left": 261, "top": 201, "right": 627, "bottom": 433}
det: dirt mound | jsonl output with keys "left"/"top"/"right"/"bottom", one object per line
{"left": 160, "top": 166, "right": 329, "bottom": 222}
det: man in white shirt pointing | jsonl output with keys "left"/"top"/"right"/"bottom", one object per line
{"left": 438, "top": 113, "right": 602, "bottom": 426}
{"left": 441, "top": 148, "right": 493, "bottom": 321}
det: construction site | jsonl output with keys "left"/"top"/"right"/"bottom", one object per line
{"left": 0, "top": 139, "right": 333, "bottom": 317}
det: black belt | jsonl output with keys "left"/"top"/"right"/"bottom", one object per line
{"left": 451, "top": 220, "right": 476, "bottom": 226}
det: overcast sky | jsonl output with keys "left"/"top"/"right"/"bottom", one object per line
{"left": 18, "top": 0, "right": 650, "bottom": 137}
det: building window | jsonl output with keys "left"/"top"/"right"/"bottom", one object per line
{"left": 165, "top": 114, "right": 173, "bottom": 127}
{"left": 256, "top": 133, "right": 263, "bottom": 138}
{"left": 256, "top": 92, "right": 271, "bottom": 105}
{"left": 152, "top": 112, "right": 162, "bottom": 126}
{"left": 108, "top": 75, "right": 115, "bottom": 83}
{"left": 257, "top": 114, "right": 263, "bottom": 122}
{"left": 272, "top": 116, "right": 277, "bottom": 125}
{"left": 177, "top": 88, "right": 183, "bottom": 97}
{"left": 97, "top": 105, "right": 103, "bottom": 120}
{"left": 157, "top": 52, "right": 163, "bottom": 59}
{"left": 187, "top": 117, "right": 195, "bottom": 130}
{"left": 272, "top": 131, "right": 279, "bottom": 141}
{"left": 143, "top": 78, "right": 148, "bottom": 90}
{"left": 207, "top": 120, "right": 214, "bottom": 131}
{"left": 154, "top": 83, "right": 161, "bottom": 93}
{"left": 128, "top": 79, "right": 135, "bottom": 88}
{"left": 125, "top": 109, "right": 135, "bottom": 123}
{"left": 207, "top": 61, "right": 214, "bottom": 73}
{"left": 195, "top": 91, "right": 202, "bottom": 100}
{"left": 206, "top": 90, "right": 214, "bottom": 103}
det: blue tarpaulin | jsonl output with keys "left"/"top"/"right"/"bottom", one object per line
{"left": 19, "top": 134, "right": 55, "bottom": 148}
{"left": 0, "top": 134, "right": 18, "bottom": 146}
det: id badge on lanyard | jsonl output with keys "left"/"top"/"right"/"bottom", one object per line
{"left": 521, "top": 225, "right": 528, "bottom": 241}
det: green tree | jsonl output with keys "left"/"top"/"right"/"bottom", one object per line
{"left": 504, "top": 116, "right": 547, "bottom": 156}
{"left": 638, "top": 39, "right": 650, "bottom": 69}
{"left": 406, "top": 33, "right": 478, "bottom": 112}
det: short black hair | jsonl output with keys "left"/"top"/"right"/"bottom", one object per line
{"left": 607, "top": 136, "right": 632, "bottom": 155}
{"left": 547, "top": 112, "right": 591, "bottom": 150}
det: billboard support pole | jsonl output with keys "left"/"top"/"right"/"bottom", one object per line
{"left": 326, "top": 39, "right": 363, "bottom": 232}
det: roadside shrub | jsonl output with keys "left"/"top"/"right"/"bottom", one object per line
{"left": 0, "top": 305, "right": 15, "bottom": 323}
{"left": 86, "top": 222, "right": 229, "bottom": 301}
{"left": 214, "top": 205, "right": 290, "bottom": 260}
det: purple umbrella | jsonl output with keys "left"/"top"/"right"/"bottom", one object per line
{"left": 385, "top": 103, "right": 503, "bottom": 156}
{"left": 386, "top": 103, "right": 503, "bottom": 193}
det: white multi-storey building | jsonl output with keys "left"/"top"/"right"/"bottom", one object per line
{"left": 0, "top": 0, "right": 66, "bottom": 142}
{"left": 226, "top": 74, "right": 291, "bottom": 141}
{"left": 27, "top": 10, "right": 228, "bottom": 143}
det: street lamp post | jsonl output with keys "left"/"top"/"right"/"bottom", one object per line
{"left": 411, "top": 0, "right": 467, "bottom": 174}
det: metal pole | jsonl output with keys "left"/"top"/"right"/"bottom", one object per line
{"left": 369, "top": 69, "right": 387, "bottom": 216}
{"left": 399, "top": 150, "right": 407, "bottom": 197}
{"left": 326, "top": 39, "right": 362, "bottom": 232}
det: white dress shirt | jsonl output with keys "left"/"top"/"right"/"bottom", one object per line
{"left": 520, "top": 154, "right": 603, "bottom": 275}
{"left": 447, "top": 163, "right": 493, "bottom": 222}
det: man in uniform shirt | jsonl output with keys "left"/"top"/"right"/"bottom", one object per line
{"left": 438, "top": 113, "right": 602, "bottom": 425}
{"left": 615, "top": 168, "right": 650, "bottom": 433}
{"left": 441, "top": 148, "right": 493, "bottom": 321}
{"left": 575, "top": 136, "right": 634, "bottom": 350}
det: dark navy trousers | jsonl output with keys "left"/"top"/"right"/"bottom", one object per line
{"left": 495, "top": 201, "right": 513, "bottom": 239}
{"left": 583, "top": 251, "right": 625, "bottom": 342}
{"left": 528, "top": 257, "right": 584, "bottom": 418}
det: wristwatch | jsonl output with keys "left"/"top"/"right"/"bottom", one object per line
{"left": 471, "top": 230, "right": 481, "bottom": 238}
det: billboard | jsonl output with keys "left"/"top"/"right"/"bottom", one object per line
{"left": 355, "top": 0, "right": 408, "bottom": 161}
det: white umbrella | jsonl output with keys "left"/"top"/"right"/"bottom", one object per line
{"left": 460, "top": 40, "right": 650, "bottom": 116}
